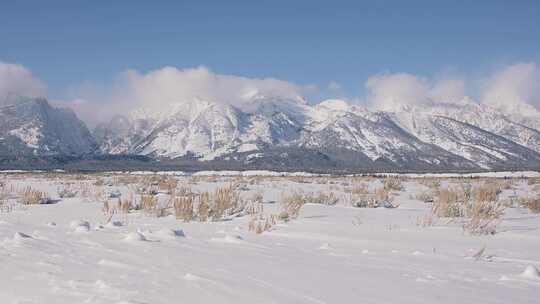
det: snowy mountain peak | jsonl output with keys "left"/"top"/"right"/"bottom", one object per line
{"left": 0, "top": 97, "right": 97, "bottom": 156}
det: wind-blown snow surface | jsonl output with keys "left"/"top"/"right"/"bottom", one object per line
{"left": 1, "top": 174, "right": 539, "bottom": 303}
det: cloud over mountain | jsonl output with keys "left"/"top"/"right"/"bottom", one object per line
{"left": 62, "top": 66, "right": 307, "bottom": 125}
{"left": 481, "top": 62, "right": 540, "bottom": 116}
{"left": 365, "top": 73, "right": 467, "bottom": 111}
{"left": 0, "top": 61, "right": 46, "bottom": 101}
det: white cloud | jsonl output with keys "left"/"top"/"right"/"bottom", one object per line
{"left": 0, "top": 61, "right": 46, "bottom": 101}
{"left": 429, "top": 79, "right": 465, "bottom": 103}
{"left": 481, "top": 62, "right": 540, "bottom": 115}
{"left": 365, "top": 72, "right": 468, "bottom": 111}
{"left": 366, "top": 73, "right": 430, "bottom": 110}
{"left": 64, "top": 66, "right": 307, "bottom": 125}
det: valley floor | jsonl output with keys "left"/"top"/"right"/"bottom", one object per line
{"left": 1, "top": 173, "right": 539, "bottom": 303}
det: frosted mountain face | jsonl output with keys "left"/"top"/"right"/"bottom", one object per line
{"left": 95, "top": 97, "right": 304, "bottom": 160}
{"left": 402, "top": 100, "right": 540, "bottom": 154}
{"left": 389, "top": 111, "right": 540, "bottom": 169}
{"left": 0, "top": 96, "right": 97, "bottom": 156}
{"left": 300, "top": 102, "right": 477, "bottom": 170}
{"left": 94, "top": 96, "right": 540, "bottom": 171}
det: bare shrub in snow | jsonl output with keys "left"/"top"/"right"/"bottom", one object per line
{"left": 0, "top": 184, "right": 11, "bottom": 213}
{"left": 527, "top": 177, "right": 540, "bottom": 185}
{"left": 249, "top": 214, "right": 277, "bottom": 234}
{"left": 429, "top": 184, "right": 505, "bottom": 235}
{"left": 211, "top": 185, "right": 243, "bottom": 221}
{"left": 350, "top": 193, "right": 376, "bottom": 208}
{"left": 57, "top": 183, "right": 78, "bottom": 198}
{"left": 432, "top": 188, "right": 463, "bottom": 218}
{"left": 19, "top": 187, "right": 51, "bottom": 205}
{"left": 140, "top": 194, "right": 158, "bottom": 215}
{"left": 375, "top": 187, "right": 392, "bottom": 204}
{"left": 383, "top": 177, "right": 404, "bottom": 191}
{"left": 416, "top": 190, "right": 435, "bottom": 203}
{"left": 458, "top": 182, "right": 472, "bottom": 202}
{"left": 157, "top": 177, "right": 178, "bottom": 194}
{"left": 522, "top": 197, "right": 540, "bottom": 213}
{"left": 348, "top": 186, "right": 393, "bottom": 208}
{"left": 245, "top": 192, "right": 264, "bottom": 216}
{"left": 103, "top": 197, "right": 132, "bottom": 224}
{"left": 419, "top": 178, "right": 441, "bottom": 189}
{"left": 279, "top": 191, "right": 307, "bottom": 220}
{"left": 350, "top": 182, "right": 370, "bottom": 195}
{"left": 472, "top": 183, "right": 501, "bottom": 203}
{"left": 500, "top": 179, "right": 514, "bottom": 190}
{"left": 93, "top": 178, "right": 105, "bottom": 186}
{"left": 173, "top": 195, "right": 194, "bottom": 222}
{"left": 197, "top": 192, "right": 211, "bottom": 221}
{"left": 306, "top": 191, "right": 339, "bottom": 206}
{"left": 463, "top": 198, "right": 505, "bottom": 235}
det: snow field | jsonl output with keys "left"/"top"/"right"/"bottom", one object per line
{"left": 0, "top": 173, "right": 539, "bottom": 303}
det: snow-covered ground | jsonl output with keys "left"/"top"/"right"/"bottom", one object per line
{"left": 1, "top": 173, "right": 539, "bottom": 304}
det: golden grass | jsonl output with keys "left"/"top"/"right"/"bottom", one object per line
{"left": 527, "top": 177, "right": 540, "bottom": 185}
{"left": 383, "top": 177, "right": 404, "bottom": 191}
{"left": 173, "top": 195, "right": 194, "bottom": 221}
{"left": 197, "top": 192, "right": 211, "bottom": 221}
{"left": 350, "top": 182, "right": 370, "bottom": 195}
{"left": 523, "top": 197, "right": 540, "bottom": 213}
{"left": 248, "top": 214, "right": 277, "bottom": 234}
{"left": 279, "top": 191, "right": 307, "bottom": 220}
{"left": 19, "top": 186, "right": 50, "bottom": 205}
{"left": 245, "top": 192, "right": 264, "bottom": 216}
{"left": 432, "top": 188, "right": 464, "bottom": 218}
{"left": 57, "top": 183, "right": 78, "bottom": 198}
{"left": 428, "top": 183, "right": 505, "bottom": 234}
{"left": 211, "top": 185, "right": 243, "bottom": 221}
{"left": 140, "top": 194, "right": 158, "bottom": 214}
{"left": 305, "top": 191, "right": 339, "bottom": 206}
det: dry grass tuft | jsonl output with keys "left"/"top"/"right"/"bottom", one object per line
{"left": 306, "top": 191, "right": 339, "bottom": 206}
{"left": 140, "top": 194, "right": 158, "bottom": 215}
{"left": 383, "top": 177, "right": 404, "bottom": 191}
{"left": 350, "top": 187, "right": 393, "bottom": 208}
{"left": 279, "top": 191, "right": 307, "bottom": 221}
{"left": 197, "top": 192, "right": 211, "bottom": 221}
{"left": 211, "top": 185, "right": 243, "bottom": 221}
{"left": 473, "top": 183, "right": 501, "bottom": 203}
{"left": 249, "top": 214, "right": 277, "bottom": 234}
{"left": 527, "top": 177, "right": 540, "bottom": 185}
{"left": 350, "top": 182, "right": 370, "bottom": 195}
{"left": 432, "top": 188, "right": 463, "bottom": 217}
{"left": 19, "top": 187, "right": 51, "bottom": 205}
{"left": 245, "top": 192, "right": 264, "bottom": 216}
{"left": 57, "top": 183, "right": 78, "bottom": 198}
{"left": 428, "top": 183, "right": 505, "bottom": 234}
{"left": 173, "top": 195, "right": 194, "bottom": 221}
{"left": 463, "top": 198, "right": 505, "bottom": 235}
{"left": 158, "top": 177, "right": 178, "bottom": 194}
{"left": 523, "top": 197, "right": 540, "bottom": 213}
{"left": 416, "top": 190, "right": 435, "bottom": 203}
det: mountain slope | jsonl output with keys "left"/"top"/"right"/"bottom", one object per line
{"left": 0, "top": 97, "right": 97, "bottom": 156}
{"left": 406, "top": 101, "right": 540, "bottom": 154}
{"left": 389, "top": 110, "right": 540, "bottom": 169}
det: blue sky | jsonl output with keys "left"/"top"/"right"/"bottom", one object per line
{"left": 1, "top": 0, "right": 539, "bottom": 108}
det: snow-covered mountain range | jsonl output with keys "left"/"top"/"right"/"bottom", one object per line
{"left": 92, "top": 94, "right": 540, "bottom": 171}
{"left": 3, "top": 94, "right": 540, "bottom": 171}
